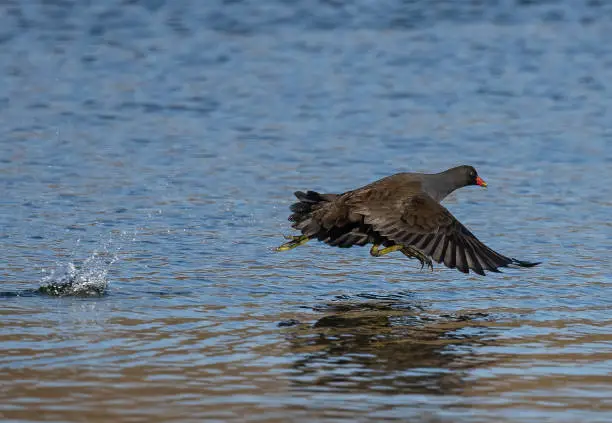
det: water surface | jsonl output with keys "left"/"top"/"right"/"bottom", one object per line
{"left": 2, "top": 1, "right": 612, "bottom": 422}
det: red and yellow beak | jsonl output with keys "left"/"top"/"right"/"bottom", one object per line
{"left": 476, "top": 176, "right": 487, "bottom": 187}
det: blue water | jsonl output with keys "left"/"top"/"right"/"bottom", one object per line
{"left": 2, "top": 1, "right": 612, "bottom": 422}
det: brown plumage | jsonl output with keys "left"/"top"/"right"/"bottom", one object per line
{"left": 279, "top": 165, "right": 540, "bottom": 276}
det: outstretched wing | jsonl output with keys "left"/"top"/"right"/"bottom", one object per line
{"left": 350, "top": 192, "right": 538, "bottom": 275}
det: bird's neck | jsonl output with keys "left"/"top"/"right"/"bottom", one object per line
{"left": 424, "top": 170, "right": 466, "bottom": 202}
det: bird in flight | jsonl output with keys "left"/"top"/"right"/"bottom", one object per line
{"left": 276, "top": 165, "right": 540, "bottom": 276}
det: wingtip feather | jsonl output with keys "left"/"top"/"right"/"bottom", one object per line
{"left": 510, "top": 259, "right": 541, "bottom": 268}
{"left": 471, "top": 267, "right": 486, "bottom": 276}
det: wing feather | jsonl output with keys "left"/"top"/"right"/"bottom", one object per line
{"left": 354, "top": 192, "right": 538, "bottom": 275}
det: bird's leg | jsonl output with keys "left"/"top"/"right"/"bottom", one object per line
{"left": 369, "top": 244, "right": 404, "bottom": 257}
{"left": 400, "top": 246, "right": 433, "bottom": 271}
{"left": 276, "top": 235, "right": 310, "bottom": 252}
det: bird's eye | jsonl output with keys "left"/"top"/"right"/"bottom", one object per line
{"left": 470, "top": 171, "right": 475, "bottom": 177}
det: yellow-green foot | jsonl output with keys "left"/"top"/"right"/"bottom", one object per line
{"left": 276, "top": 235, "right": 310, "bottom": 252}
{"left": 369, "top": 244, "right": 403, "bottom": 257}
{"left": 370, "top": 243, "right": 433, "bottom": 271}
{"left": 401, "top": 246, "right": 433, "bottom": 271}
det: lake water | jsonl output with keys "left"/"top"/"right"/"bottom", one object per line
{"left": 2, "top": 1, "right": 612, "bottom": 422}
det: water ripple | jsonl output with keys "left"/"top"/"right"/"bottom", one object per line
{"left": 2, "top": 1, "right": 612, "bottom": 422}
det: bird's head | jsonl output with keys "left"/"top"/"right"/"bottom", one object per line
{"left": 456, "top": 165, "right": 487, "bottom": 188}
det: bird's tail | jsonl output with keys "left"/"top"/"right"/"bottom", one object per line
{"left": 288, "top": 190, "right": 337, "bottom": 225}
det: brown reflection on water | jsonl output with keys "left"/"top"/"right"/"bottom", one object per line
{"left": 457, "top": 311, "right": 612, "bottom": 414}
{"left": 1, "top": 297, "right": 500, "bottom": 422}
{"left": 4, "top": 298, "right": 612, "bottom": 422}
{"left": 285, "top": 298, "right": 498, "bottom": 396}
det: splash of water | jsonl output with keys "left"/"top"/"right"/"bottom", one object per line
{"left": 38, "top": 230, "right": 135, "bottom": 297}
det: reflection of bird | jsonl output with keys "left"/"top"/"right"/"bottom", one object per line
{"left": 276, "top": 165, "right": 540, "bottom": 275}
{"left": 285, "top": 299, "right": 495, "bottom": 395}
